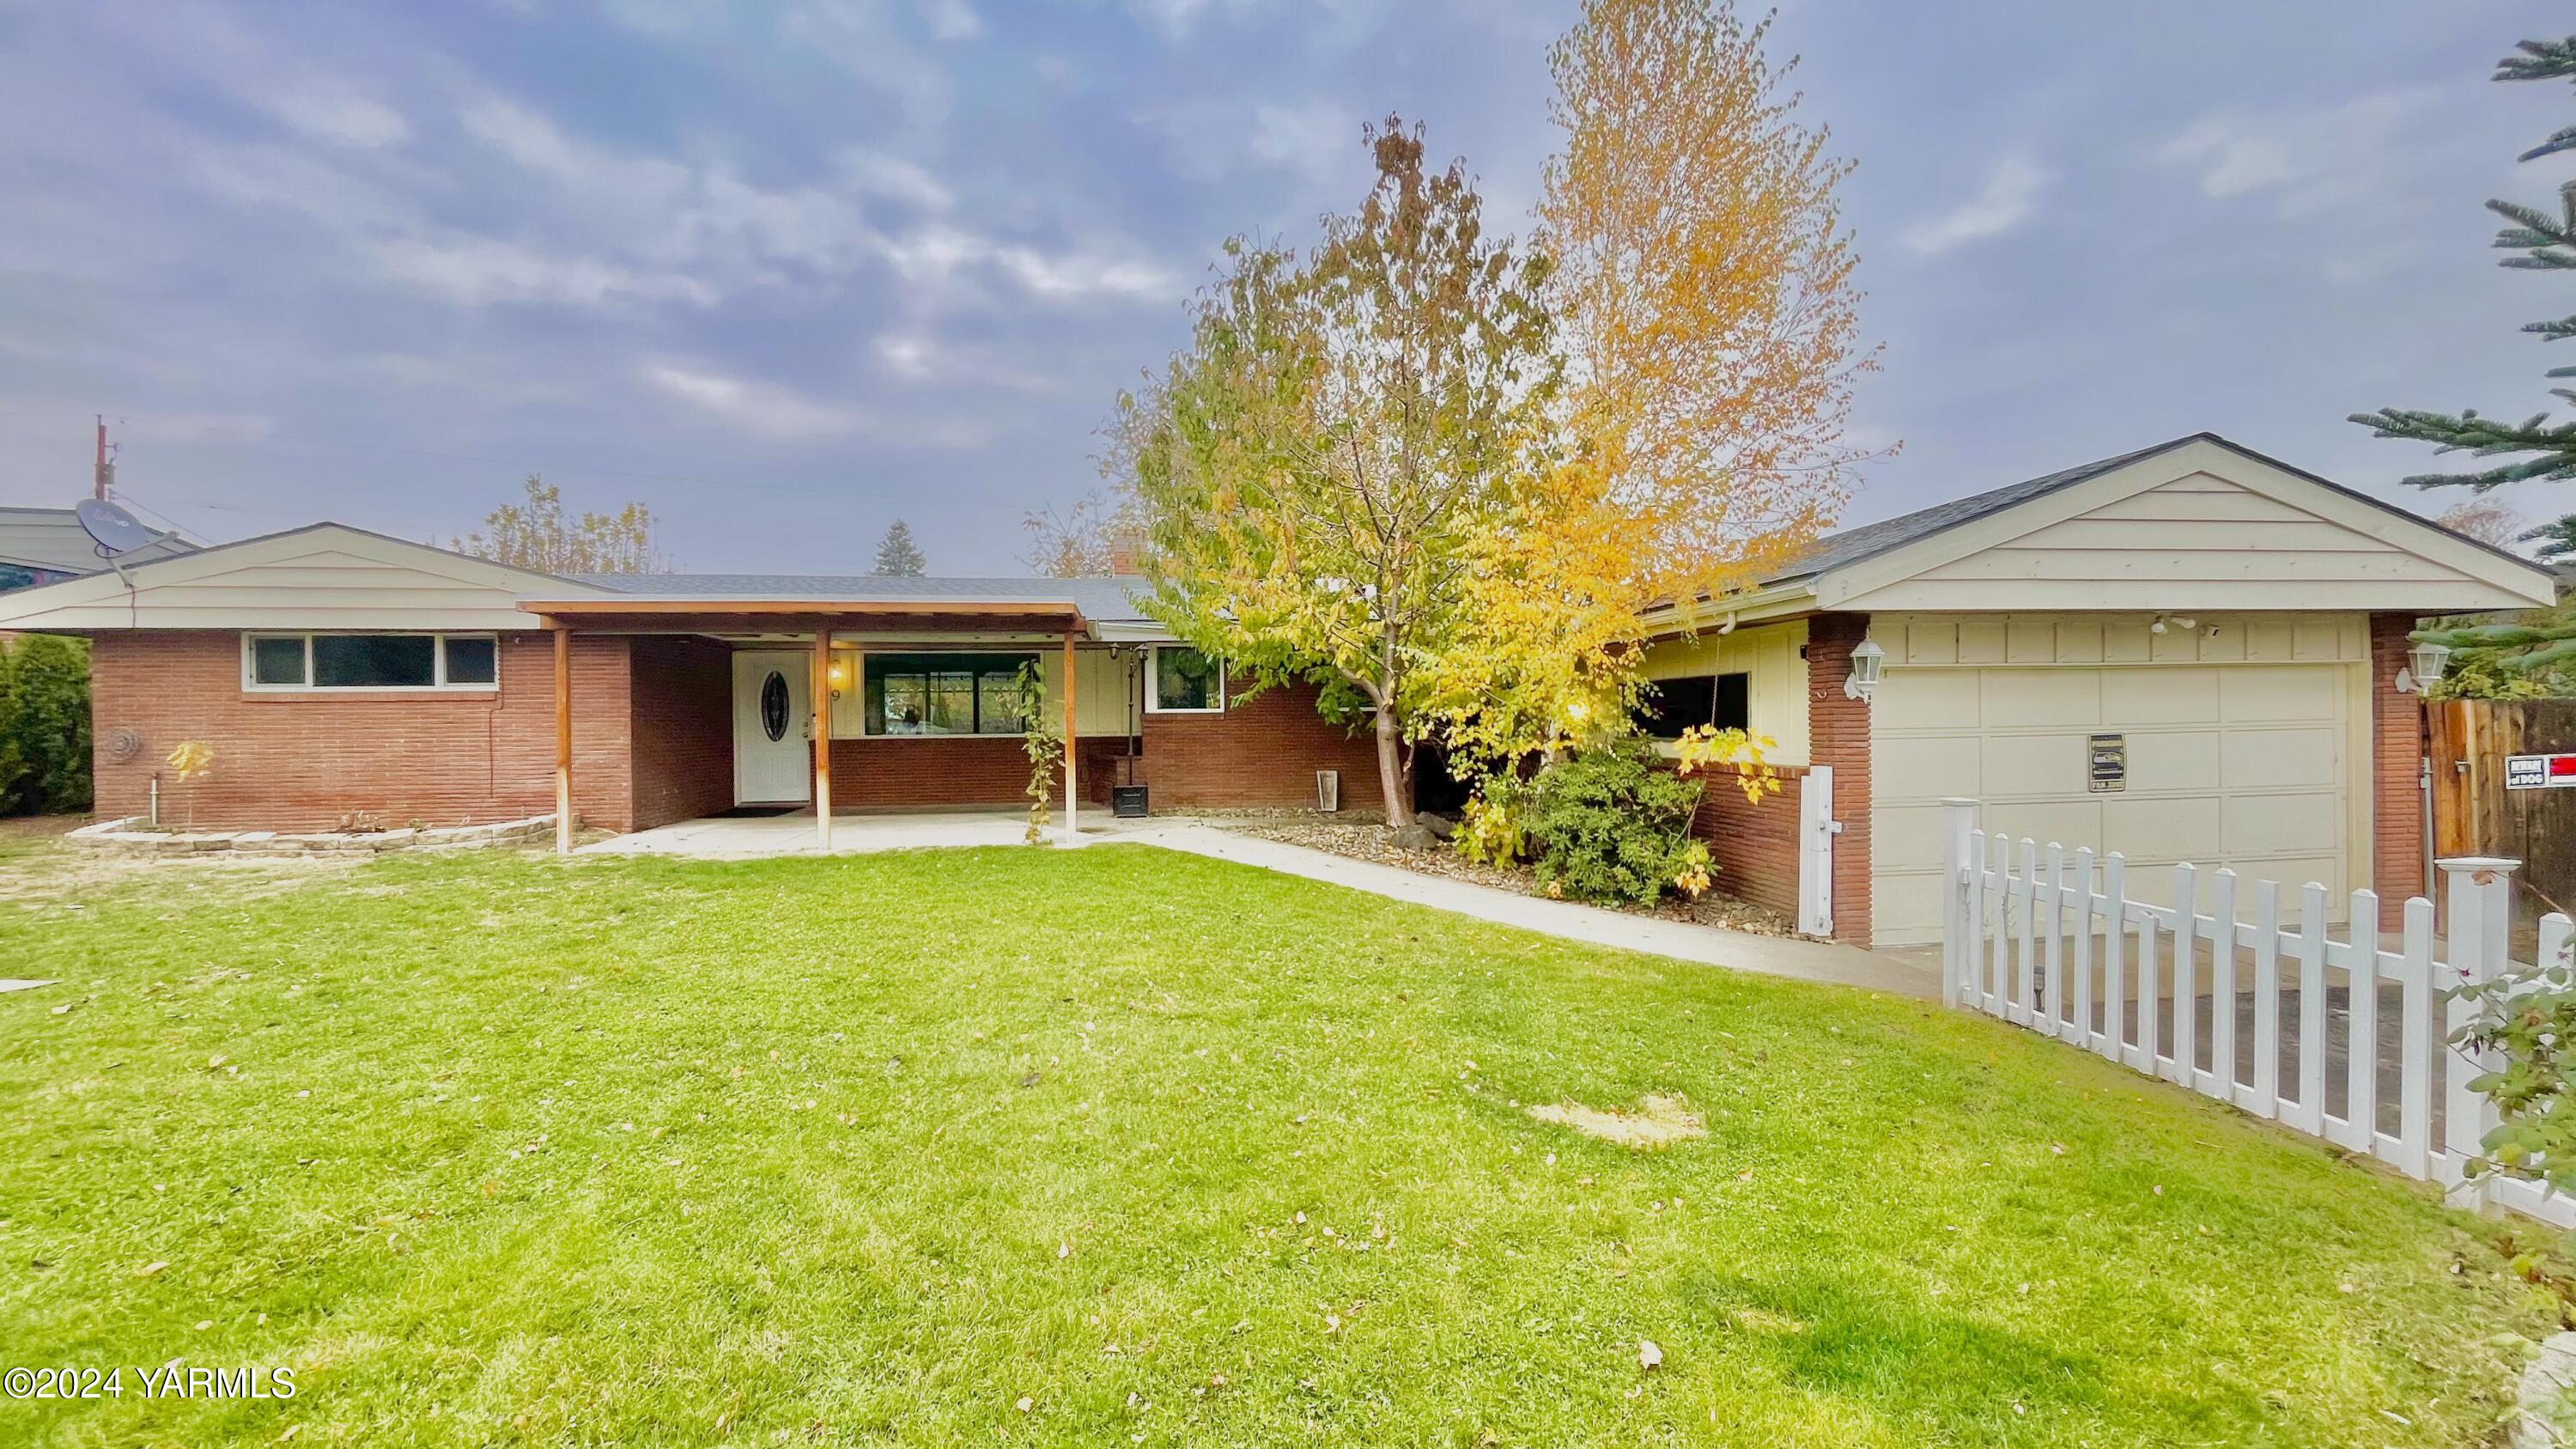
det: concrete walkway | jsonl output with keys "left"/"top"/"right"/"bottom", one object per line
{"left": 1127, "top": 825, "right": 1934, "bottom": 998}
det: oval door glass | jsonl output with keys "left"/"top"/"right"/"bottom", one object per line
{"left": 759, "top": 671, "right": 790, "bottom": 741}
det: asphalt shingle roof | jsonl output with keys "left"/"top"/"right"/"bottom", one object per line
{"left": 0, "top": 506, "right": 197, "bottom": 575}
{"left": 1760, "top": 437, "right": 2186, "bottom": 584}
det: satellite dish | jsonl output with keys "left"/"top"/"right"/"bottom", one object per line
{"left": 76, "top": 497, "right": 159, "bottom": 557}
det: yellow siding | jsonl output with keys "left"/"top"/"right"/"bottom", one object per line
{"left": 1835, "top": 470, "right": 2534, "bottom": 613}
{"left": 1639, "top": 618, "right": 1809, "bottom": 766}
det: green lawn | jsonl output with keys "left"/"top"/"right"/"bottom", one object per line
{"left": 1, "top": 842, "right": 2558, "bottom": 1446}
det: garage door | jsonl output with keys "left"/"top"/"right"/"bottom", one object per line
{"left": 1870, "top": 662, "right": 2360, "bottom": 946}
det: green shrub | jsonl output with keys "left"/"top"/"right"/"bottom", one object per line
{"left": 0, "top": 635, "right": 93, "bottom": 816}
{"left": 1522, "top": 740, "right": 1710, "bottom": 905}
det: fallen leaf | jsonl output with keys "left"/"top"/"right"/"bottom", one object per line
{"left": 1639, "top": 1338, "right": 1663, "bottom": 1371}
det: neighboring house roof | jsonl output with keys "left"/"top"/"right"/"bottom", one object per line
{"left": 570, "top": 572, "right": 1154, "bottom": 623}
{"left": 0, "top": 505, "right": 197, "bottom": 576}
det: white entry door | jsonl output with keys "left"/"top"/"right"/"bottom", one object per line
{"left": 732, "top": 650, "right": 812, "bottom": 806}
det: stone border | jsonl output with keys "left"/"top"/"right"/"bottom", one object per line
{"left": 70, "top": 813, "right": 556, "bottom": 856}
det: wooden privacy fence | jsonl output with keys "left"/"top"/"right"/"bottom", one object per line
{"left": 2430, "top": 697, "right": 2576, "bottom": 956}
{"left": 1936, "top": 797, "right": 2575, "bottom": 1227}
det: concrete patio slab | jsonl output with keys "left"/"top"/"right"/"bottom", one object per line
{"left": 577, "top": 808, "right": 1159, "bottom": 859}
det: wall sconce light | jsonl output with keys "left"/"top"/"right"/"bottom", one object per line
{"left": 2396, "top": 639, "right": 2451, "bottom": 695}
{"left": 827, "top": 661, "right": 850, "bottom": 699}
{"left": 1844, "top": 636, "right": 1886, "bottom": 702}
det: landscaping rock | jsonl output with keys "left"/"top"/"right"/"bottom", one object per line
{"left": 1415, "top": 812, "right": 1458, "bottom": 841}
{"left": 1389, "top": 824, "right": 1443, "bottom": 852}
{"left": 2518, "top": 1330, "right": 2576, "bottom": 1448}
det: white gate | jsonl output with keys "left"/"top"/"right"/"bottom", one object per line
{"left": 1796, "top": 765, "right": 1836, "bottom": 938}
{"left": 1937, "top": 796, "right": 2574, "bottom": 1226}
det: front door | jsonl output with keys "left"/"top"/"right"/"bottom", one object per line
{"left": 732, "top": 650, "right": 812, "bottom": 805}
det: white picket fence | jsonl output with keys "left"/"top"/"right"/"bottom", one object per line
{"left": 1936, "top": 797, "right": 2575, "bottom": 1226}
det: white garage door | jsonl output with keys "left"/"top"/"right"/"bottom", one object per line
{"left": 1870, "top": 661, "right": 2361, "bottom": 946}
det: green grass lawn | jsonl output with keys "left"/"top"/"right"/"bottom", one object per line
{"left": 1, "top": 842, "right": 2559, "bottom": 1446}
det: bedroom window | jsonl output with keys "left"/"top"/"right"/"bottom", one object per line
{"left": 1147, "top": 646, "right": 1224, "bottom": 713}
{"left": 242, "top": 633, "right": 501, "bottom": 691}
{"left": 864, "top": 653, "right": 1037, "bottom": 736}
{"left": 1633, "top": 672, "right": 1749, "bottom": 739}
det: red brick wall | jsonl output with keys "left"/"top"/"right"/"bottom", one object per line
{"left": 1142, "top": 678, "right": 1382, "bottom": 811}
{"left": 1689, "top": 764, "right": 1807, "bottom": 921}
{"left": 629, "top": 636, "right": 734, "bottom": 831}
{"left": 829, "top": 734, "right": 1042, "bottom": 808}
{"left": 1806, "top": 613, "right": 1874, "bottom": 945}
{"left": 88, "top": 630, "right": 638, "bottom": 831}
{"left": 2369, "top": 612, "right": 2427, "bottom": 926}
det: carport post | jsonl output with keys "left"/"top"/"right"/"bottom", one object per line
{"left": 551, "top": 621, "right": 573, "bottom": 855}
{"left": 813, "top": 627, "right": 834, "bottom": 850}
{"left": 1060, "top": 630, "right": 1079, "bottom": 846}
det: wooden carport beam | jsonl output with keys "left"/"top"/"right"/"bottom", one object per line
{"left": 551, "top": 621, "right": 573, "bottom": 855}
{"left": 813, "top": 627, "right": 834, "bottom": 850}
{"left": 1062, "top": 630, "right": 1079, "bottom": 846}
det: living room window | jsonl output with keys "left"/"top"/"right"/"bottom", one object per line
{"left": 864, "top": 653, "right": 1037, "bottom": 736}
{"left": 1632, "top": 672, "right": 1749, "bottom": 739}
{"left": 242, "top": 633, "right": 500, "bottom": 691}
{"left": 1147, "top": 646, "right": 1224, "bottom": 713}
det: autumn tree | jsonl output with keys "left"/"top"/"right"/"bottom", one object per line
{"left": 1431, "top": 0, "right": 1874, "bottom": 775}
{"left": 871, "top": 520, "right": 928, "bottom": 576}
{"left": 1023, "top": 489, "right": 1146, "bottom": 577}
{"left": 458, "top": 475, "right": 666, "bottom": 574}
{"left": 1537, "top": 0, "right": 1870, "bottom": 605}
{"left": 2438, "top": 497, "right": 2525, "bottom": 549}
{"left": 1118, "top": 119, "right": 1556, "bottom": 827}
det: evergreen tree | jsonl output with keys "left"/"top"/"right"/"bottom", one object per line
{"left": 2352, "top": 37, "right": 2576, "bottom": 562}
{"left": 871, "top": 520, "right": 928, "bottom": 576}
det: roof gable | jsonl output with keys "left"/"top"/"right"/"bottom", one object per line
{"left": 0, "top": 522, "right": 605, "bottom": 631}
{"left": 1814, "top": 435, "right": 2555, "bottom": 614}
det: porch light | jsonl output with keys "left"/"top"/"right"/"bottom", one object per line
{"left": 827, "top": 660, "right": 849, "bottom": 697}
{"left": 1844, "top": 636, "right": 1886, "bottom": 702}
{"left": 2397, "top": 638, "right": 2451, "bottom": 696}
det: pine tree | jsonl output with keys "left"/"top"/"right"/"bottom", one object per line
{"left": 2352, "top": 36, "right": 2576, "bottom": 561}
{"left": 871, "top": 520, "right": 927, "bottom": 576}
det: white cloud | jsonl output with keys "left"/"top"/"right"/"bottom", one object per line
{"left": 268, "top": 90, "right": 410, "bottom": 149}
{"left": 1901, "top": 155, "right": 2046, "bottom": 256}
{"left": 642, "top": 362, "right": 866, "bottom": 441}
{"left": 371, "top": 237, "right": 717, "bottom": 307}
{"left": 1143, "top": 96, "right": 1358, "bottom": 184}
{"left": 641, "top": 360, "right": 992, "bottom": 446}
{"left": 873, "top": 332, "right": 1054, "bottom": 390}
{"left": 2158, "top": 89, "right": 2434, "bottom": 222}
{"left": 920, "top": 0, "right": 983, "bottom": 41}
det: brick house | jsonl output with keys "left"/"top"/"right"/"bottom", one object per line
{"left": 0, "top": 433, "right": 2553, "bottom": 949}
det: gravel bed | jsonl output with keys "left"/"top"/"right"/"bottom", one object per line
{"left": 1233, "top": 819, "right": 1799, "bottom": 937}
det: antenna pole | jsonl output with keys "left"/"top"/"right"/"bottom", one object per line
{"left": 94, "top": 416, "right": 113, "bottom": 500}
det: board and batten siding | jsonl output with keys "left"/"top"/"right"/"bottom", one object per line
{"left": 1826, "top": 462, "right": 2541, "bottom": 614}
{"left": 1638, "top": 618, "right": 1810, "bottom": 767}
{"left": 1867, "top": 611, "right": 2374, "bottom": 946}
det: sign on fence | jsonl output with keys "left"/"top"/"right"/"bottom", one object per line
{"left": 2505, "top": 752, "right": 2576, "bottom": 790}
{"left": 1937, "top": 796, "right": 2573, "bottom": 1227}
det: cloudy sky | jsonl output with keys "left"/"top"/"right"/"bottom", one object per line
{"left": 0, "top": 0, "right": 2568, "bottom": 572}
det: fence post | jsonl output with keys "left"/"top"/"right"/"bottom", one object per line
{"left": 1941, "top": 798, "right": 1978, "bottom": 1008}
{"left": 2439, "top": 855, "right": 2518, "bottom": 1209}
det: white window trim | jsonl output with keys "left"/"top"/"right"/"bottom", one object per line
{"left": 240, "top": 632, "right": 501, "bottom": 693}
{"left": 1145, "top": 645, "right": 1224, "bottom": 715}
